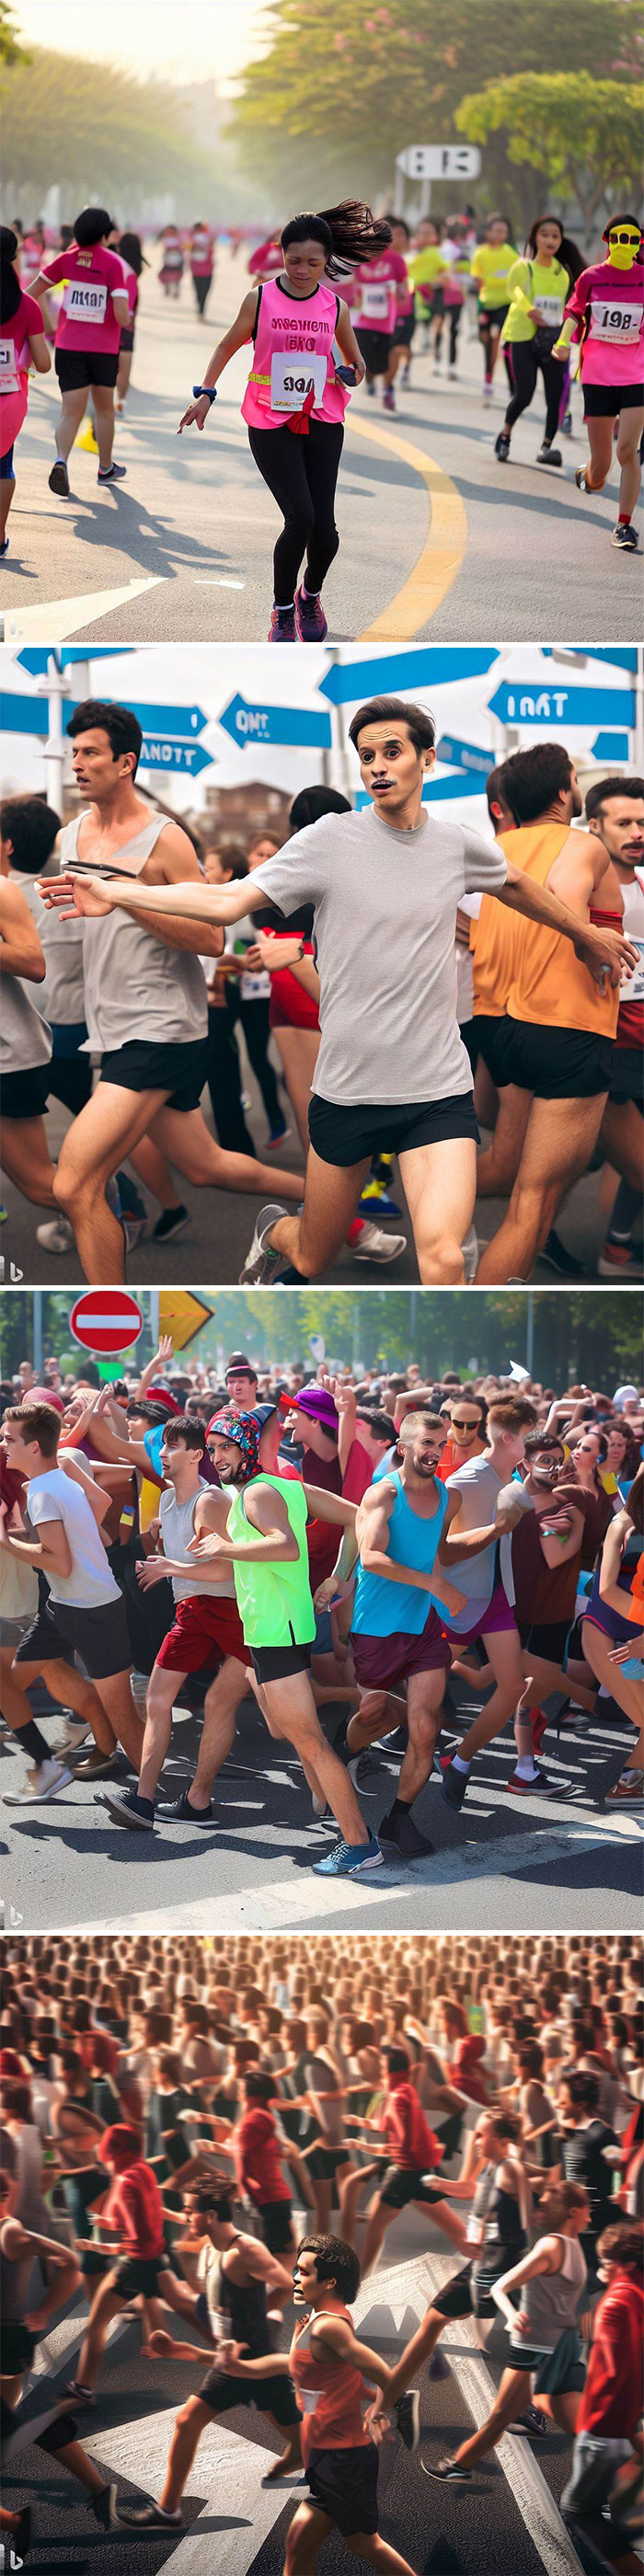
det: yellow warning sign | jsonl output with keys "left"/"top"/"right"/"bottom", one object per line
{"left": 159, "top": 1292, "right": 215, "bottom": 1352}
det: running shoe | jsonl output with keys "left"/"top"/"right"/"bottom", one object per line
{"left": 378, "top": 1809, "right": 435, "bottom": 1859}
{"left": 539, "top": 1229, "right": 584, "bottom": 1280}
{"left": 267, "top": 1118, "right": 291, "bottom": 1147}
{"left": 383, "top": 385, "right": 396, "bottom": 411}
{"left": 575, "top": 466, "right": 592, "bottom": 490}
{"left": 506, "top": 1767, "right": 574, "bottom": 1797}
{"left": 239, "top": 1202, "right": 291, "bottom": 1284}
{"left": 482, "top": 382, "right": 493, "bottom": 407}
{"left": 367, "top": 379, "right": 376, "bottom": 397}
{"left": 347, "top": 1750, "right": 385, "bottom": 1791}
{"left": 91, "top": 2483, "right": 119, "bottom": 2530}
{"left": 441, "top": 1759, "right": 469, "bottom": 1811}
{"left": 49, "top": 460, "right": 70, "bottom": 496}
{"left": 98, "top": 462, "right": 127, "bottom": 483}
{"left": 611, "top": 522, "right": 639, "bottom": 551}
{"left": 0, "top": 538, "right": 8, "bottom": 557}
{"left": 269, "top": 605, "right": 297, "bottom": 641}
{"left": 35, "top": 1217, "right": 75, "bottom": 1254}
{"left": 119, "top": 2501, "right": 182, "bottom": 2528}
{"left": 11, "top": 2508, "right": 31, "bottom": 2561}
{"left": 312, "top": 1831, "right": 383, "bottom": 1877}
{"left": 395, "top": 2389, "right": 420, "bottom": 2451}
{"left": 494, "top": 431, "right": 511, "bottom": 462}
{"left": 51, "top": 1716, "right": 91, "bottom": 1757}
{"left": 351, "top": 1220, "right": 406, "bottom": 1264}
{"left": 536, "top": 443, "right": 562, "bottom": 466}
{"left": 561, "top": 408, "right": 573, "bottom": 435}
{"left": 4, "top": 1758, "right": 75, "bottom": 1806}
{"left": 74, "top": 1748, "right": 123, "bottom": 1780}
{"left": 294, "top": 587, "right": 328, "bottom": 643}
{"left": 99, "top": 1786, "right": 155, "bottom": 1831}
{"left": 605, "top": 1767, "right": 644, "bottom": 1804}
{"left": 157, "top": 1789, "right": 216, "bottom": 1826}
{"left": 598, "top": 1244, "right": 644, "bottom": 1279}
{"left": 359, "top": 1181, "right": 403, "bottom": 1216}
{"left": 422, "top": 2456, "right": 472, "bottom": 2483}
{"left": 150, "top": 1204, "right": 190, "bottom": 1245}
{"left": 64, "top": 2379, "right": 97, "bottom": 2408}
{"left": 507, "top": 2404, "right": 548, "bottom": 2437}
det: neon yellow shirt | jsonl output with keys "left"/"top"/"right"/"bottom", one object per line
{"left": 470, "top": 242, "right": 518, "bottom": 307}
{"left": 408, "top": 248, "right": 448, "bottom": 289}
{"left": 502, "top": 257, "right": 569, "bottom": 343}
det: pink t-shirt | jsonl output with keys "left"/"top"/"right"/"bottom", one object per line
{"left": 248, "top": 238, "right": 282, "bottom": 280}
{"left": 565, "top": 259, "right": 644, "bottom": 385}
{"left": 0, "top": 289, "right": 42, "bottom": 445}
{"left": 41, "top": 244, "right": 127, "bottom": 352}
{"left": 190, "top": 226, "right": 215, "bottom": 275}
{"left": 354, "top": 250, "right": 408, "bottom": 333}
{"left": 242, "top": 275, "right": 350, "bottom": 430}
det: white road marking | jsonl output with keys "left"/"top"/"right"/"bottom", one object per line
{"left": 420, "top": 2250, "right": 586, "bottom": 2576}
{"left": 4, "top": 577, "right": 163, "bottom": 642}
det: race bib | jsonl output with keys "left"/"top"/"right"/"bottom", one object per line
{"left": 361, "top": 282, "right": 390, "bottom": 321}
{"left": 0, "top": 339, "right": 19, "bottom": 392}
{"left": 591, "top": 297, "right": 643, "bottom": 345}
{"left": 620, "top": 937, "right": 644, "bottom": 1001}
{"left": 466, "top": 2214, "right": 485, "bottom": 2248}
{"left": 63, "top": 279, "right": 109, "bottom": 326}
{"left": 240, "top": 968, "right": 270, "bottom": 1000}
{"left": 535, "top": 296, "right": 563, "bottom": 323}
{"left": 270, "top": 351, "right": 328, "bottom": 412}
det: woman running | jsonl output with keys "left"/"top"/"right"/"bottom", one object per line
{"left": 115, "top": 231, "right": 145, "bottom": 413}
{"left": 0, "top": 226, "right": 51, "bottom": 556}
{"left": 424, "top": 2179, "right": 590, "bottom": 2481}
{"left": 582, "top": 1471, "right": 644, "bottom": 1806}
{"left": 555, "top": 213, "right": 644, "bottom": 552}
{"left": 470, "top": 215, "right": 518, "bottom": 401}
{"left": 494, "top": 216, "right": 584, "bottom": 469}
{"left": 178, "top": 201, "right": 391, "bottom": 640}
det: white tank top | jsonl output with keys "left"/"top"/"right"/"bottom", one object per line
{"left": 16, "top": 872, "right": 86, "bottom": 1028}
{"left": 60, "top": 811, "right": 208, "bottom": 1055}
{"left": 159, "top": 1484, "right": 236, "bottom": 1601}
{"left": 0, "top": 959, "right": 52, "bottom": 1074}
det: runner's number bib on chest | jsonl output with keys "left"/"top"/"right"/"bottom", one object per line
{"left": 270, "top": 351, "right": 328, "bottom": 411}
{"left": 361, "top": 282, "right": 389, "bottom": 320}
{"left": 63, "top": 280, "right": 109, "bottom": 325}
{"left": 535, "top": 296, "right": 563, "bottom": 323}
{"left": 591, "top": 298, "right": 643, "bottom": 344}
{"left": 0, "top": 340, "right": 19, "bottom": 391}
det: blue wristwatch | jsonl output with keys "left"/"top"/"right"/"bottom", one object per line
{"left": 192, "top": 385, "right": 217, "bottom": 403}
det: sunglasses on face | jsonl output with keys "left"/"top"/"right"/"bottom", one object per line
{"left": 607, "top": 231, "right": 641, "bottom": 247}
{"left": 451, "top": 1419, "right": 479, "bottom": 1432}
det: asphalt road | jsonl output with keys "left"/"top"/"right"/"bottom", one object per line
{"left": 2, "top": 2220, "right": 626, "bottom": 2576}
{"left": 2, "top": 251, "right": 640, "bottom": 648}
{"left": 3, "top": 1668, "right": 642, "bottom": 1938}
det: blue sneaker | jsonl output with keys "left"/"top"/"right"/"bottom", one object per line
{"left": 313, "top": 1832, "right": 383, "bottom": 1877}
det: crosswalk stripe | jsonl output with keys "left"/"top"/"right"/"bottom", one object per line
{"left": 4, "top": 577, "right": 163, "bottom": 643}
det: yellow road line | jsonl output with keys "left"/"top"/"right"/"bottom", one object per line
{"left": 346, "top": 410, "right": 466, "bottom": 639}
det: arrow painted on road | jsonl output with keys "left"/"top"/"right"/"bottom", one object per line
{"left": 321, "top": 650, "right": 500, "bottom": 704}
{"left": 140, "top": 737, "right": 213, "bottom": 774}
{"left": 591, "top": 731, "right": 631, "bottom": 763}
{"left": 219, "top": 692, "right": 331, "bottom": 749}
{"left": 489, "top": 683, "right": 635, "bottom": 728}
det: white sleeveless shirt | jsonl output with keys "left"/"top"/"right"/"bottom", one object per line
{"left": 60, "top": 810, "right": 208, "bottom": 1054}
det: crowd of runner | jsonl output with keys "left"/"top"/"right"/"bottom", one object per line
{"left": 1, "top": 1340, "right": 642, "bottom": 1852}
{"left": 1, "top": 701, "right": 642, "bottom": 1286}
{"left": 0, "top": 1928, "right": 641, "bottom": 2564}
{"left": 1, "top": 201, "right": 641, "bottom": 602}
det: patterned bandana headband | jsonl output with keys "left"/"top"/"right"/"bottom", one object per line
{"left": 207, "top": 1409, "right": 260, "bottom": 1482}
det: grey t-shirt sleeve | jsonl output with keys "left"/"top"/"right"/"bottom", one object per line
{"left": 462, "top": 825, "right": 509, "bottom": 896}
{"left": 28, "top": 1483, "right": 63, "bottom": 1527}
{"left": 250, "top": 820, "right": 332, "bottom": 919}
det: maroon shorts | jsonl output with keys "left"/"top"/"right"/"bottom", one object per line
{"left": 443, "top": 1582, "right": 516, "bottom": 1650}
{"left": 351, "top": 1614, "right": 450, "bottom": 1690}
{"left": 155, "top": 1593, "right": 251, "bottom": 1673}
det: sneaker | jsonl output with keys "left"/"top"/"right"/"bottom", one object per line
{"left": 575, "top": 466, "right": 591, "bottom": 491}
{"left": 269, "top": 604, "right": 297, "bottom": 641}
{"left": 536, "top": 443, "right": 562, "bottom": 466}
{"left": 351, "top": 1220, "right": 406, "bottom": 1265}
{"left": 359, "top": 1182, "right": 403, "bottom": 1217}
{"left": 422, "top": 2456, "right": 472, "bottom": 2483}
{"left": 123, "top": 1215, "right": 146, "bottom": 1254}
{"left": 64, "top": 2379, "right": 96, "bottom": 2408}
{"left": 611, "top": 521, "right": 638, "bottom": 551}
{"left": 313, "top": 1831, "right": 383, "bottom": 1877}
{"left": 100, "top": 1786, "right": 155, "bottom": 1831}
{"left": 598, "top": 1244, "right": 644, "bottom": 1279}
{"left": 383, "top": 385, "right": 396, "bottom": 411}
{"left": 150, "top": 1203, "right": 190, "bottom": 1244}
{"left": 539, "top": 1229, "right": 584, "bottom": 1280}
{"left": 119, "top": 2501, "right": 182, "bottom": 2528}
{"left": 605, "top": 1767, "right": 644, "bottom": 1804}
{"left": 75, "top": 1747, "right": 122, "bottom": 1780}
{"left": 562, "top": 407, "right": 573, "bottom": 436}
{"left": 378, "top": 1809, "right": 435, "bottom": 1859}
{"left": 441, "top": 1759, "right": 469, "bottom": 1811}
{"left": 51, "top": 1716, "right": 91, "bottom": 1757}
{"left": 395, "top": 2389, "right": 420, "bottom": 2452}
{"left": 91, "top": 2483, "right": 119, "bottom": 2530}
{"left": 13, "top": 2507, "right": 32, "bottom": 2561}
{"left": 294, "top": 587, "right": 328, "bottom": 643}
{"left": 157, "top": 1789, "right": 216, "bottom": 1825}
{"left": 507, "top": 2404, "right": 548, "bottom": 2438}
{"left": 49, "top": 459, "right": 70, "bottom": 496}
{"left": 239, "top": 1202, "right": 290, "bottom": 1284}
{"left": 367, "top": 379, "right": 376, "bottom": 397}
{"left": 267, "top": 1118, "right": 291, "bottom": 1147}
{"left": 462, "top": 1223, "right": 478, "bottom": 1282}
{"left": 494, "top": 431, "right": 511, "bottom": 461}
{"left": 507, "top": 1767, "right": 574, "bottom": 1798}
{"left": 482, "top": 383, "right": 493, "bottom": 407}
{"left": 36, "top": 1217, "right": 75, "bottom": 1254}
{"left": 98, "top": 461, "right": 127, "bottom": 482}
{"left": 347, "top": 1750, "right": 385, "bottom": 1791}
{"left": 0, "top": 538, "right": 8, "bottom": 558}
{"left": 4, "top": 1757, "right": 75, "bottom": 1806}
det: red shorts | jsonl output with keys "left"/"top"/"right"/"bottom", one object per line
{"left": 155, "top": 1593, "right": 251, "bottom": 1673}
{"left": 443, "top": 1582, "right": 516, "bottom": 1650}
{"left": 351, "top": 1614, "right": 450, "bottom": 1690}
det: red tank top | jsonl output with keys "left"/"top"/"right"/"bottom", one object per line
{"left": 290, "top": 2306, "right": 372, "bottom": 2455}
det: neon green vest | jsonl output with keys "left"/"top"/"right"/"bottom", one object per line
{"left": 224, "top": 1476, "right": 316, "bottom": 1648}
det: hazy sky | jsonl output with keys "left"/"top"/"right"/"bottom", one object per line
{"left": 13, "top": 0, "right": 270, "bottom": 88}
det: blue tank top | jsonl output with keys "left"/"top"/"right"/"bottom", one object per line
{"left": 352, "top": 1469, "right": 449, "bottom": 1638}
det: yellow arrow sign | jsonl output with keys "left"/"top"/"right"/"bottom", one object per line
{"left": 158, "top": 1292, "right": 215, "bottom": 1352}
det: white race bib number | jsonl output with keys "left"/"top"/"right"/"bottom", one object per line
{"left": 535, "top": 296, "right": 563, "bottom": 323}
{"left": 299, "top": 2388, "right": 319, "bottom": 2414}
{"left": 361, "top": 282, "right": 390, "bottom": 321}
{"left": 270, "top": 351, "right": 328, "bottom": 412}
{"left": 63, "top": 280, "right": 109, "bottom": 326}
{"left": 620, "top": 937, "right": 644, "bottom": 1001}
{"left": 0, "top": 339, "right": 19, "bottom": 392}
{"left": 240, "top": 968, "right": 270, "bottom": 1000}
{"left": 591, "top": 297, "right": 643, "bottom": 345}
{"left": 466, "top": 2215, "right": 485, "bottom": 2248}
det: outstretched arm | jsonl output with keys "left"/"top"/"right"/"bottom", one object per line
{"left": 498, "top": 856, "right": 638, "bottom": 989}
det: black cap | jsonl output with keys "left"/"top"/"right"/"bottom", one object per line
{"left": 224, "top": 1352, "right": 258, "bottom": 1380}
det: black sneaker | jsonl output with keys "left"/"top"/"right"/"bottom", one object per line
{"left": 347, "top": 1750, "right": 385, "bottom": 1791}
{"left": 99, "top": 1786, "right": 155, "bottom": 1831}
{"left": 91, "top": 2483, "right": 119, "bottom": 2530}
{"left": 494, "top": 431, "right": 511, "bottom": 462}
{"left": 49, "top": 459, "right": 70, "bottom": 496}
{"left": 395, "top": 2389, "right": 420, "bottom": 2451}
{"left": 64, "top": 2378, "right": 96, "bottom": 2407}
{"left": 539, "top": 1229, "right": 584, "bottom": 1280}
{"left": 119, "top": 2501, "right": 182, "bottom": 2527}
{"left": 611, "top": 521, "right": 638, "bottom": 551}
{"left": 156, "top": 1789, "right": 215, "bottom": 1827}
{"left": 507, "top": 2404, "right": 547, "bottom": 2438}
{"left": 422, "top": 2456, "right": 472, "bottom": 2483}
{"left": 536, "top": 443, "right": 562, "bottom": 466}
{"left": 441, "top": 1759, "right": 469, "bottom": 1811}
{"left": 151, "top": 1204, "right": 190, "bottom": 1244}
{"left": 378, "top": 1809, "right": 434, "bottom": 1859}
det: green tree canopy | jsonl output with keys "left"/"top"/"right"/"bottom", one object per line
{"left": 3, "top": 47, "right": 217, "bottom": 213}
{"left": 456, "top": 72, "right": 643, "bottom": 236}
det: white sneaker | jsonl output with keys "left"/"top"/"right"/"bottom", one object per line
{"left": 36, "top": 1219, "right": 75, "bottom": 1254}
{"left": 51, "top": 1718, "right": 91, "bottom": 1757}
{"left": 352, "top": 1221, "right": 406, "bottom": 1264}
{"left": 4, "top": 1757, "right": 75, "bottom": 1805}
{"left": 461, "top": 1224, "right": 478, "bottom": 1282}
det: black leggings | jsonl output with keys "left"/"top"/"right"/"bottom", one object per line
{"left": 505, "top": 340, "right": 562, "bottom": 444}
{"left": 227, "top": 990, "right": 282, "bottom": 1128}
{"left": 479, "top": 314, "right": 513, "bottom": 390}
{"left": 435, "top": 307, "right": 461, "bottom": 366}
{"left": 205, "top": 1006, "right": 256, "bottom": 1156}
{"left": 192, "top": 271, "right": 212, "bottom": 315}
{"left": 247, "top": 418, "right": 344, "bottom": 601}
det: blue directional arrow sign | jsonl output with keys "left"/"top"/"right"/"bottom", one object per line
{"left": 436, "top": 734, "right": 493, "bottom": 777}
{"left": 0, "top": 696, "right": 210, "bottom": 749}
{"left": 219, "top": 693, "right": 331, "bottom": 750}
{"left": 122, "top": 704, "right": 207, "bottom": 739}
{"left": 139, "top": 739, "right": 213, "bottom": 775}
{"left": 542, "top": 647, "right": 638, "bottom": 674}
{"left": 321, "top": 649, "right": 499, "bottom": 704}
{"left": 17, "top": 647, "right": 135, "bottom": 675}
{"left": 489, "top": 683, "right": 635, "bottom": 729}
{"left": 0, "top": 693, "right": 48, "bottom": 736}
{"left": 591, "top": 732, "right": 631, "bottom": 763}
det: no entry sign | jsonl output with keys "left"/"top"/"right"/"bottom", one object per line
{"left": 70, "top": 1291, "right": 144, "bottom": 1355}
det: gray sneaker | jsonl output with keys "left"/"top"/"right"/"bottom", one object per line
{"left": 239, "top": 1203, "right": 291, "bottom": 1284}
{"left": 4, "top": 1757, "right": 75, "bottom": 1805}
{"left": 351, "top": 1221, "right": 406, "bottom": 1264}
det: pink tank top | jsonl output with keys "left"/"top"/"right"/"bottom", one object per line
{"left": 290, "top": 2306, "right": 372, "bottom": 2457}
{"left": 242, "top": 276, "right": 350, "bottom": 430}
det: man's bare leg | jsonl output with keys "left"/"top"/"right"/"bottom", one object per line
{"left": 260, "top": 1671, "right": 370, "bottom": 1844}
{"left": 396, "top": 1668, "right": 446, "bottom": 1805}
{"left": 94, "top": 1669, "right": 144, "bottom": 1770}
{"left": 138, "top": 1667, "right": 189, "bottom": 1804}
{"left": 398, "top": 1135, "right": 477, "bottom": 1283}
{"left": 190, "top": 1659, "right": 249, "bottom": 1805}
{"left": 260, "top": 1144, "right": 371, "bottom": 1278}
{"left": 9, "top": 1656, "right": 116, "bottom": 1757}
{"left": 53, "top": 1081, "right": 169, "bottom": 1282}
{"left": 599, "top": 1097, "right": 644, "bottom": 1195}
{"left": 477, "top": 1095, "right": 607, "bottom": 1284}
{"left": 0, "top": 1117, "right": 58, "bottom": 1210}
{"left": 476, "top": 1085, "right": 532, "bottom": 1197}
{"left": 448, "top": 1626, "right": 525, "bottom": 1766}
{"left": 150, "top": 1103, "right": 305, "bottom": 1203}
{"left": 346, "top": 1691, "right": 407, "bottom": 1752}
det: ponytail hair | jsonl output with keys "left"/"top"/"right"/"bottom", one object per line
{"left": 281, "top": 201, "right": 392, "bottom": 281}
{"left": 0, "top": 227, "right": 22, "bottom": 326}
{"left": 525, "top": 215, "right": 585, "bottom": 288}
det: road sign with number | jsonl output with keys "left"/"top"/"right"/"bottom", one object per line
{"left": 397, "top": 144, "right": 481, "bottom": 179}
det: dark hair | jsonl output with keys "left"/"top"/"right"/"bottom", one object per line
{"left": 383, "top": 2045, "right": 411, "bottom": 2075}
{"left": 243, "top": 2070, "right": 276, "bottom": 2103}
{"left": 297, "top": 2231, "right": 361, "bottom": 2302}
{"left": 596, "top": 2218, "right": 644, "bottom": 2273}
{"left": 99, "top": 2122, "right": 142, "bottom": 2168}
{"left": 348, "top": 696, "right": 435, "bottom": 755}
{"left": 73, "top": 206, "right": 113, "bottom": 247}
{"left": 624, "top": 1462, "right": 644, "bottom": 1535}
{"left": 523, "top": 1429, "right": 565, "bottom": 1458}
{"left": 161, "top": 1414, "right": 205, "bottom": 1453}
{"left": 585, "top": 774, "right": 644, "bottom": 822}
{"left": 192, "top": 2186, "right": 234, "bottom": 2221}
{"left": 4, "top": 1402, "right": 60, "bottom": 1456}
{"left": 281, "top": 201, "right": 391, "bottom": 281}
{"left": 66, "top": 699, "right": 142, "bottom": 776}
{"left": 501, "top": 742, "right": 574, "bottom": 826}
{"left": 562, "top": 2068, "right": 601, "bottom": 2112}
{"left": 0, "top": 225, "right": 21, "bottom": 325}
{"left": 125, "top": 1397, "right": 168, "bottom": 1426}
{"left": 485, "top": 759, "right": 513, "bottom": 824}
{"left": 525, "top": 215, "right": 585, "bottom": 287}
{"left": 289, "top": 787, "right": 351, "bottom": 831}
{"left": 0, "top": 2129, "right": 17, "bottom": 2184}
{"left": 208, "top": 842, "right": 248, "bottom": 881}
{"left": 386, "top": 213, "right": 410, "bottom": 238}
{"left": 119, "top": 231, "right": 145, "bottom": 276}
{"left": 0, "top": 795, "right": 60, "bottom": 872}
{"left": 602, "top": 213, "right": 642, "bottom": 243}
{"left": 356, "top": 1407, "right": 396, "bottom": 1444}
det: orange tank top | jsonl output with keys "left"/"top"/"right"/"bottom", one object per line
{"left": 506, "top": 822, "right": 619, "bottom": 1038}
{"left": 290, "top": 2306, "right": 372, "bottom": 2455}
{"left": 471, "top": 827, "right": 523, "bottom": 1018}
